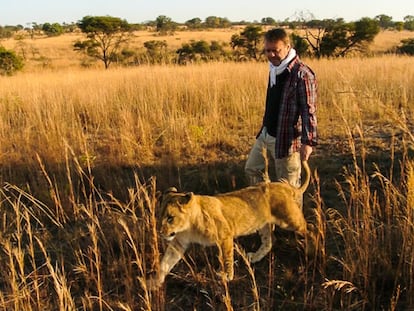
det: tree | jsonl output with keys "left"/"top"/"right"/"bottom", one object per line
{"left": 204, "top": 16, "right": 231, "bottom": 28}
{"left": 403, "top": 15, "right": 414, "bottom": 30}
{"left": 0, "top": 47, "right": 24, "bottom": 76}
{"left": 176, "top": 40, "right": 210, "bottom": 64}
{"left": 42, "top": 22, "right": 64, "bottom": 36}
{"left": 303, "top": 18, "right": 380, "bottom": 58}
{"left": 375, "top": 14, "right": 394, "bottom": 29}
{"left": 344, "top": 18, "right": 380, "bottom": 54}
{"left": 74, "top": 16, "right": 131, "bottom": 69}
{"left": 291, "top": 33, "right": 310, "bottom": 57}
{"left": 185, "top": 18, "right": 202, "bottom": 29}
{"left": 155, "top": 15, "right": 177, "bottom": 34}
{"left": 394, "top": 22, "right": 404, "bottom": 31}
{"left": 261, "top": 17, "right": 276, "bottom": 26}
{"left": 230, "top": 25, "right": 263, "bottom": 60}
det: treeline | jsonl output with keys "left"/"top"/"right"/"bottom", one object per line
{"left": 1, "top": 13, "right": 414, "bottom": 39}
{"left": 71, "top": 16, "right": 414, "bottom": 69}
{"left": 1, "top": 14, "right": 414, "bottom": 74}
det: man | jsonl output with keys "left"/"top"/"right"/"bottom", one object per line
{"left": 245, "top": 28, "right": 317, "bottom": 193}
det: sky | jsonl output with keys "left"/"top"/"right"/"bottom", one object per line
{"left": 0, "top": 0, "right": 413, "bottom": 26}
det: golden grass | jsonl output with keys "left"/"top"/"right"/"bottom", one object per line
{"left": 1, "top": 55, "right": 413, "bottom": 169}
{"left": 1, "top": 29, "right": 412, "bottom": 71}
{"left": 369, "top": 29, "right": 414, "bottom": 52}
{"left": 0, "top": 62, "right": 265, "bottom": 168}
{"left": 1, "top": 28, "right": 239, "bottom": 70}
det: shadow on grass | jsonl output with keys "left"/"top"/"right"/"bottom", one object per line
{"left": 0, "top": 144, "right": 404, "bottom": 215}
{"left": 0, "top": 146, "right": 409, "bottom": 310}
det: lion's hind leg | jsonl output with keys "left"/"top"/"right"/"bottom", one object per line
{"left": 247, "top": 224, "right": 273, "bottom": 263}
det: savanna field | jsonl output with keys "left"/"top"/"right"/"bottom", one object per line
{"left": 0, "top": 29, "right": 414, "bottom": 310}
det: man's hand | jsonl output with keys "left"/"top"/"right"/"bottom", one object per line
{"left": 300, "top": 144, "right": 313, "bottom": 161}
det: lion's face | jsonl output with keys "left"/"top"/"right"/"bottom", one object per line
{"left": 159, "top": 190, "right": 193, "bottom": 241}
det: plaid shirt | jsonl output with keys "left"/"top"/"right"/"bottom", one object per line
{"left": 261, "top": 55, "right": 317, "bottom": 158}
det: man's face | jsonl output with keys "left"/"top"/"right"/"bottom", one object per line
{"left": 264, "top": 39, "right": 290, "bottom": 66}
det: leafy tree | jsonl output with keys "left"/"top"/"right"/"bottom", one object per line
{"left": 75, "top": 15, "right": 131, "bottom": 69}
{"left": 0, "top": 47, "right": 24, "bottom": 75}
{"left": 230, "top": 25, "right": 263, "bottom": 60}
{"left": 204, "top": 16, "right": 231, "bottom": 28}
{"left": 42, "top": 22, "right": 64, "bottom": 36}
{"left": 375, "top": 14, "right": 394, "bottom": 29}
{"left": 403, "top": 15, "right": 414, "bottom": 30}
{"left": 290, "top": 33, "right": 310, "bottom": 57}
{"left": 343, "top": 17, "right": 380, "bottom": 55}
{"left": 303, "top": 18, "right": 380, "bottom": 57}
{"left": 176, "top": 40, "right": 209, "bottom": 63}
{"left": 185, "top": 18, "right": 202, "bottom": 29}
{"left": 394, "top": 22, "right": 404, "bottom": 31}
{"left": 219, "top": 17, "right": 231, "bottom": 28}
{"left": 155, "top": 15, "right": 177, "bottom": 34}
{"left": 261, "top": 17, "right": 276, "bottom": 25}
{"left": 322, "top": 22, "right": 353, "bottom": 57}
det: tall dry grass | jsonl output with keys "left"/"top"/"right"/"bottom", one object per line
{"left": 0, "top": 62, "right": 265, "bottom": 169}
{"left": 1, "top": 56, "right": 413, "bottom": 168}
{"left": 0, "top": 52, "right": 413, "bottom": 309}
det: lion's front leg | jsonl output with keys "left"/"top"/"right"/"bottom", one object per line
{"left": 147, "top": 239, "right": 187, "bottom": 290}
{"left": 247, "top": 224, "right": 273, "bottom": 263}
{"left": 219, "top": 237, "right": 234, "bottom": 281}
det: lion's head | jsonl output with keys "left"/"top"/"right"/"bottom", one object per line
{"left": 158, "top": 187, "right": 194, "bottom": 241}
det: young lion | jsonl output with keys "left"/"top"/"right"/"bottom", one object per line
{"left": 147, "top": 161, "right": 313, "bottom": 289}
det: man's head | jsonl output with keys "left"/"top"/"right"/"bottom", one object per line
{"left": 264, "top": 28, "right": 291, "bottom": 66}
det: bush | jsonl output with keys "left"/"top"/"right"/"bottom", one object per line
{"left": 397, "top": 38, "right": 414, "bottom": 55}
{"left": 42, "top": 22, "right": 64, "bottom": 37}
{"left": 291, "top": 33, "right": 310, "bottom": 57}
{"left": 0, "top": 47, "right": 24, "bottom": 75}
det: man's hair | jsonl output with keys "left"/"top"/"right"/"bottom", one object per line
{"left": 264, "top": 28, "right": 290, "bottom": 45}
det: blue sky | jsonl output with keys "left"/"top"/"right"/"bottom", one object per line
{"left": 0, "top": 0, "right": 413, "bottom": 26}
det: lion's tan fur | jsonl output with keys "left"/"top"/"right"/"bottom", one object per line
{"left": 148, "top": 161, "right": 313, "bottom": 288}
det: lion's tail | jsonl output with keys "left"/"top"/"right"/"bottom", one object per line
{"left": 298, "top": 160, "right": 311, "bottom": 194}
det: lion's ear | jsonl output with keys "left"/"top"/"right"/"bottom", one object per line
{"left": 178, "top": 192, "right": 193, "bottom": 205}
{"left": 164, "top": 187, "right": 178, "bottom": 194}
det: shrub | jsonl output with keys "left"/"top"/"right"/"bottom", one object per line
{"left": 0, "top": 46, "right": 24, "bottom": 75}
{"left": 397, "top": 38, "right": 414, "bottom": 55}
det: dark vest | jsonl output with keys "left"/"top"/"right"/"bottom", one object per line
{"left": 263, "top": 69, "right": 289, "bottom": 137}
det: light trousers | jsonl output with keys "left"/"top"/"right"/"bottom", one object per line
{"left": 245, "top": 127, "right": 301, "bottom": 188}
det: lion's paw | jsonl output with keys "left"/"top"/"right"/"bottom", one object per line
{"left": 247, "top": 252, "right": 259, "bottom": 263}
{"left": 247, "top": 250, "right": 268, "bottom": 263}
{"left": 216, "top": 270, "right": 234, "bottom": 282}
